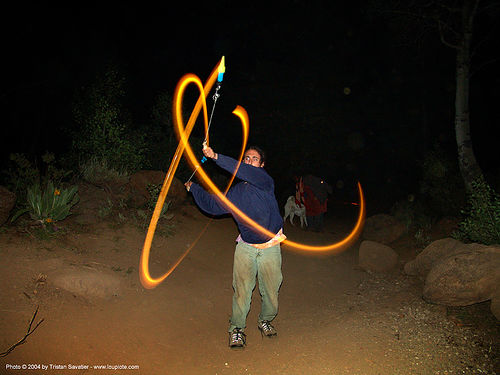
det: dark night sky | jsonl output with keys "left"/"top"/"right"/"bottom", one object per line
{"left": 1, "top": 2, "right": 498, "bottom": 211}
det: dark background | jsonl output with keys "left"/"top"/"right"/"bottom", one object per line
{"left": 1, "top": 1, "right": 498, "bottom": 213}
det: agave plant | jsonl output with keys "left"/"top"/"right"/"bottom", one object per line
{"left": 11, "top": 181, "right": 79, "bottom": 226}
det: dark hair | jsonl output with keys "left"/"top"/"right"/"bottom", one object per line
{"left": 246, "top": 145, "right": 266, "bottom": 165}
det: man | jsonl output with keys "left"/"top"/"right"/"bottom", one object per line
{"left": 185, "top": 145, "right": 285, "bottom": 348}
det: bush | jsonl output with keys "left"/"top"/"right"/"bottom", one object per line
{"left": 141, "top": 92, "right": 177, "bottom": 170}
{"left": 391, "top": 195, "right": 433, "bottom": 248}
{"left": 71, "top": 65, "right": 146, "bottom": 174}
{"left": 131, "top": 183, "right": 174, "bottom": 236}
{"left": 80, "top": 157, "right": 128, "bottom": 184}
{"left": 418, "top": 144, "right": 465, "bottom": 217}
{"left": 140, "top": 90, "right": 200, "bottom": 172}
{"left": 453, "top": 179, "right": 500, "bottom": 245}
{"left": 391, "top": 195, "right": 433, "bottom": 232}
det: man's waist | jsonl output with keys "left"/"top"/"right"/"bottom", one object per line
{"left": 236, "top": 229, "right": 286, "bottom": 249}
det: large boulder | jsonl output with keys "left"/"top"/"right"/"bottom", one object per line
{"left": 358, "top": 240, "right": 399, "bottom": 273}
{"left": 0, "top": 186, "right": 16, "bottom": 226}
{"left": 422, "top": 244, "right": 500, "bottom": 306}
{"left": 127, "top": 170, "right": 187, "bottom": 208}
{"left": 404, "top": 238, "right": 463, "bottom": 279}
{"left": 362, "top": 214, "right": 406, "bottom": 244}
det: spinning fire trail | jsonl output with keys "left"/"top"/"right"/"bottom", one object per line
{"left": 139, "top": 57, "right": 366, "bottom": 289}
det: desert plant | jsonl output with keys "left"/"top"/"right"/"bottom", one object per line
{"left": 453, "top": 179, "right": 500, "bottom": 245}
{"left": 11, "top": 181, "right": 79, "bottom": 226}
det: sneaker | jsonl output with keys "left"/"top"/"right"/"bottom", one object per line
{"left": 229, "top": 328, "right": 246, "bottom": 348}
{"left": 258, "top": 320, "right": 277, "bottom": 337}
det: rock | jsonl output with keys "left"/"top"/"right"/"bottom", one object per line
{"left": 358, "top": 240, "right": 399, "bottom": 273}
{"left": 404, "top": 238, "right": 463, "bottom": 278}
{"left": 0, "top": 186, "right": 16, "bottom": 226}
{"left": 127, "top": 170, "right": 186, "bottom": 208}
{"left": 362, "top": 214, "right": 406, "bottom": 244}
{"left": 490, "top": 290, "right": 500, "bottom": 320}
{"left": 50, "top": 267, "right": 123, "bottom": 299}
{"left": 422, "top": 244, "right": 500, "bottom": 306}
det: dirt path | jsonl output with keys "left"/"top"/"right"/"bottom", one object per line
{"left": 0, "top": 205, "right": 498, "bottom": 374}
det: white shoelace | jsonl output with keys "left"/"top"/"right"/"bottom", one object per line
{"left": 260, "top": 321, "right": 275, "bottom": 334}
{"left": 231, "top": 330, "right": 244, "bottom": 343}
{"left": 262, "top": 322, "right": 272, "bottom": 332}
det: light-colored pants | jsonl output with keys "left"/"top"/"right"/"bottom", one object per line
{"left": 228, "top": 241, "right": 283, "bottom": 332}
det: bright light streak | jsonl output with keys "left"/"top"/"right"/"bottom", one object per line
{"left": 140, "top": 59, "right": 223, "bottom": 289}
{"left": 139, "top": 57, "right": 366, "bottom": 290}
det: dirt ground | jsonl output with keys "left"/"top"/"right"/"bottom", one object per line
{"left": 0, "top": 201, "right": 498, "bottom": 375}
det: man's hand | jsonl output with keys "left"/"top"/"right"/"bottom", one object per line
{"left": 203, "top": 143, "right": 218, "bottom": 159}
{"left": 184, "top": 181, "right": 193, "bottom": 192}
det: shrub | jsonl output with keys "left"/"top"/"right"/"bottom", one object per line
{"left": 391, "top": 195, "right": 433, "bottom": 231}
{"left": 132, "top": 183, "right": 174, "bottom": 236}
{"left": 391, "top": 195, "right": 434, "bottom": 248}
{"left": 140, "top": 90, "right": 196, "bottom": 172}
{"left": 418, "top": 144, "right": 465, "bottom": 217}
{"left": 71, "top": 65, "right": 146, "bottom": 174}
{"left": 453, "top": 179, "right": 500, "bottom": 245}
{"left": 143, "top": 92, "right": 176, "bottom": 170}
{"left": 80, "top": 157, "right": 128, "bottom": 184}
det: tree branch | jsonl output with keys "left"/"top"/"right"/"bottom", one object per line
{"left": 0, "top": 306, "right": 45, "bottom": 357}
{"left": 438, "top": 19, "right": 461, "bottom": 49}
{"left": 470, "top": 56, "right": 500, "bottom": 77}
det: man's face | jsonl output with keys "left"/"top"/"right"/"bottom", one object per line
{"left": 243, "top": 149, "right": 263, "bottom": 168}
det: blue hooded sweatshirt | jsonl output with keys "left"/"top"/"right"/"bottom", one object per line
{"left": 189, "top": 154, "right": 283, "bottom": 244}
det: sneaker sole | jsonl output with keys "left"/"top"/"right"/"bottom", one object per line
{"left": 258, "top": 327, "right": 277, "bottom": 338}
{"left": 229, "top": 344, "right": 245, "bottom": 349}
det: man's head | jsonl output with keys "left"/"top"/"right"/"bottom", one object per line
{"left": 244, "top": 146, "right": 265, "bottom": 168}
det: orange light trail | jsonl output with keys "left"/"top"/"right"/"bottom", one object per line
{"left": 139, "top": 57, "right": 365, "bottom": 289}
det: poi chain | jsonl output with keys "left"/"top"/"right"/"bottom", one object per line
{"left": 139, "top": 57, "right": 366, "bottom": 289}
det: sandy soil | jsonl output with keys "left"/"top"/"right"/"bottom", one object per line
{"left": 0, "top": 202, "right": 498, "bottom": 375}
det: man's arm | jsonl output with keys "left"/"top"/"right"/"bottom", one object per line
{"left": 216, "top": 155, "right": 272, "bottom": 191}
{"left": 186, "top": 182, "right": 230, "bottom": 216}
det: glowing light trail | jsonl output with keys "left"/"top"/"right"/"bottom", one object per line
{"left": 139, "top": 57, "right": 365, "bottom": 289}
{"left": 140, "top": 58, "right": 249, "bottom": 289}
{"left": 140, "top": 60, "right": 222, "bottom": 289}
